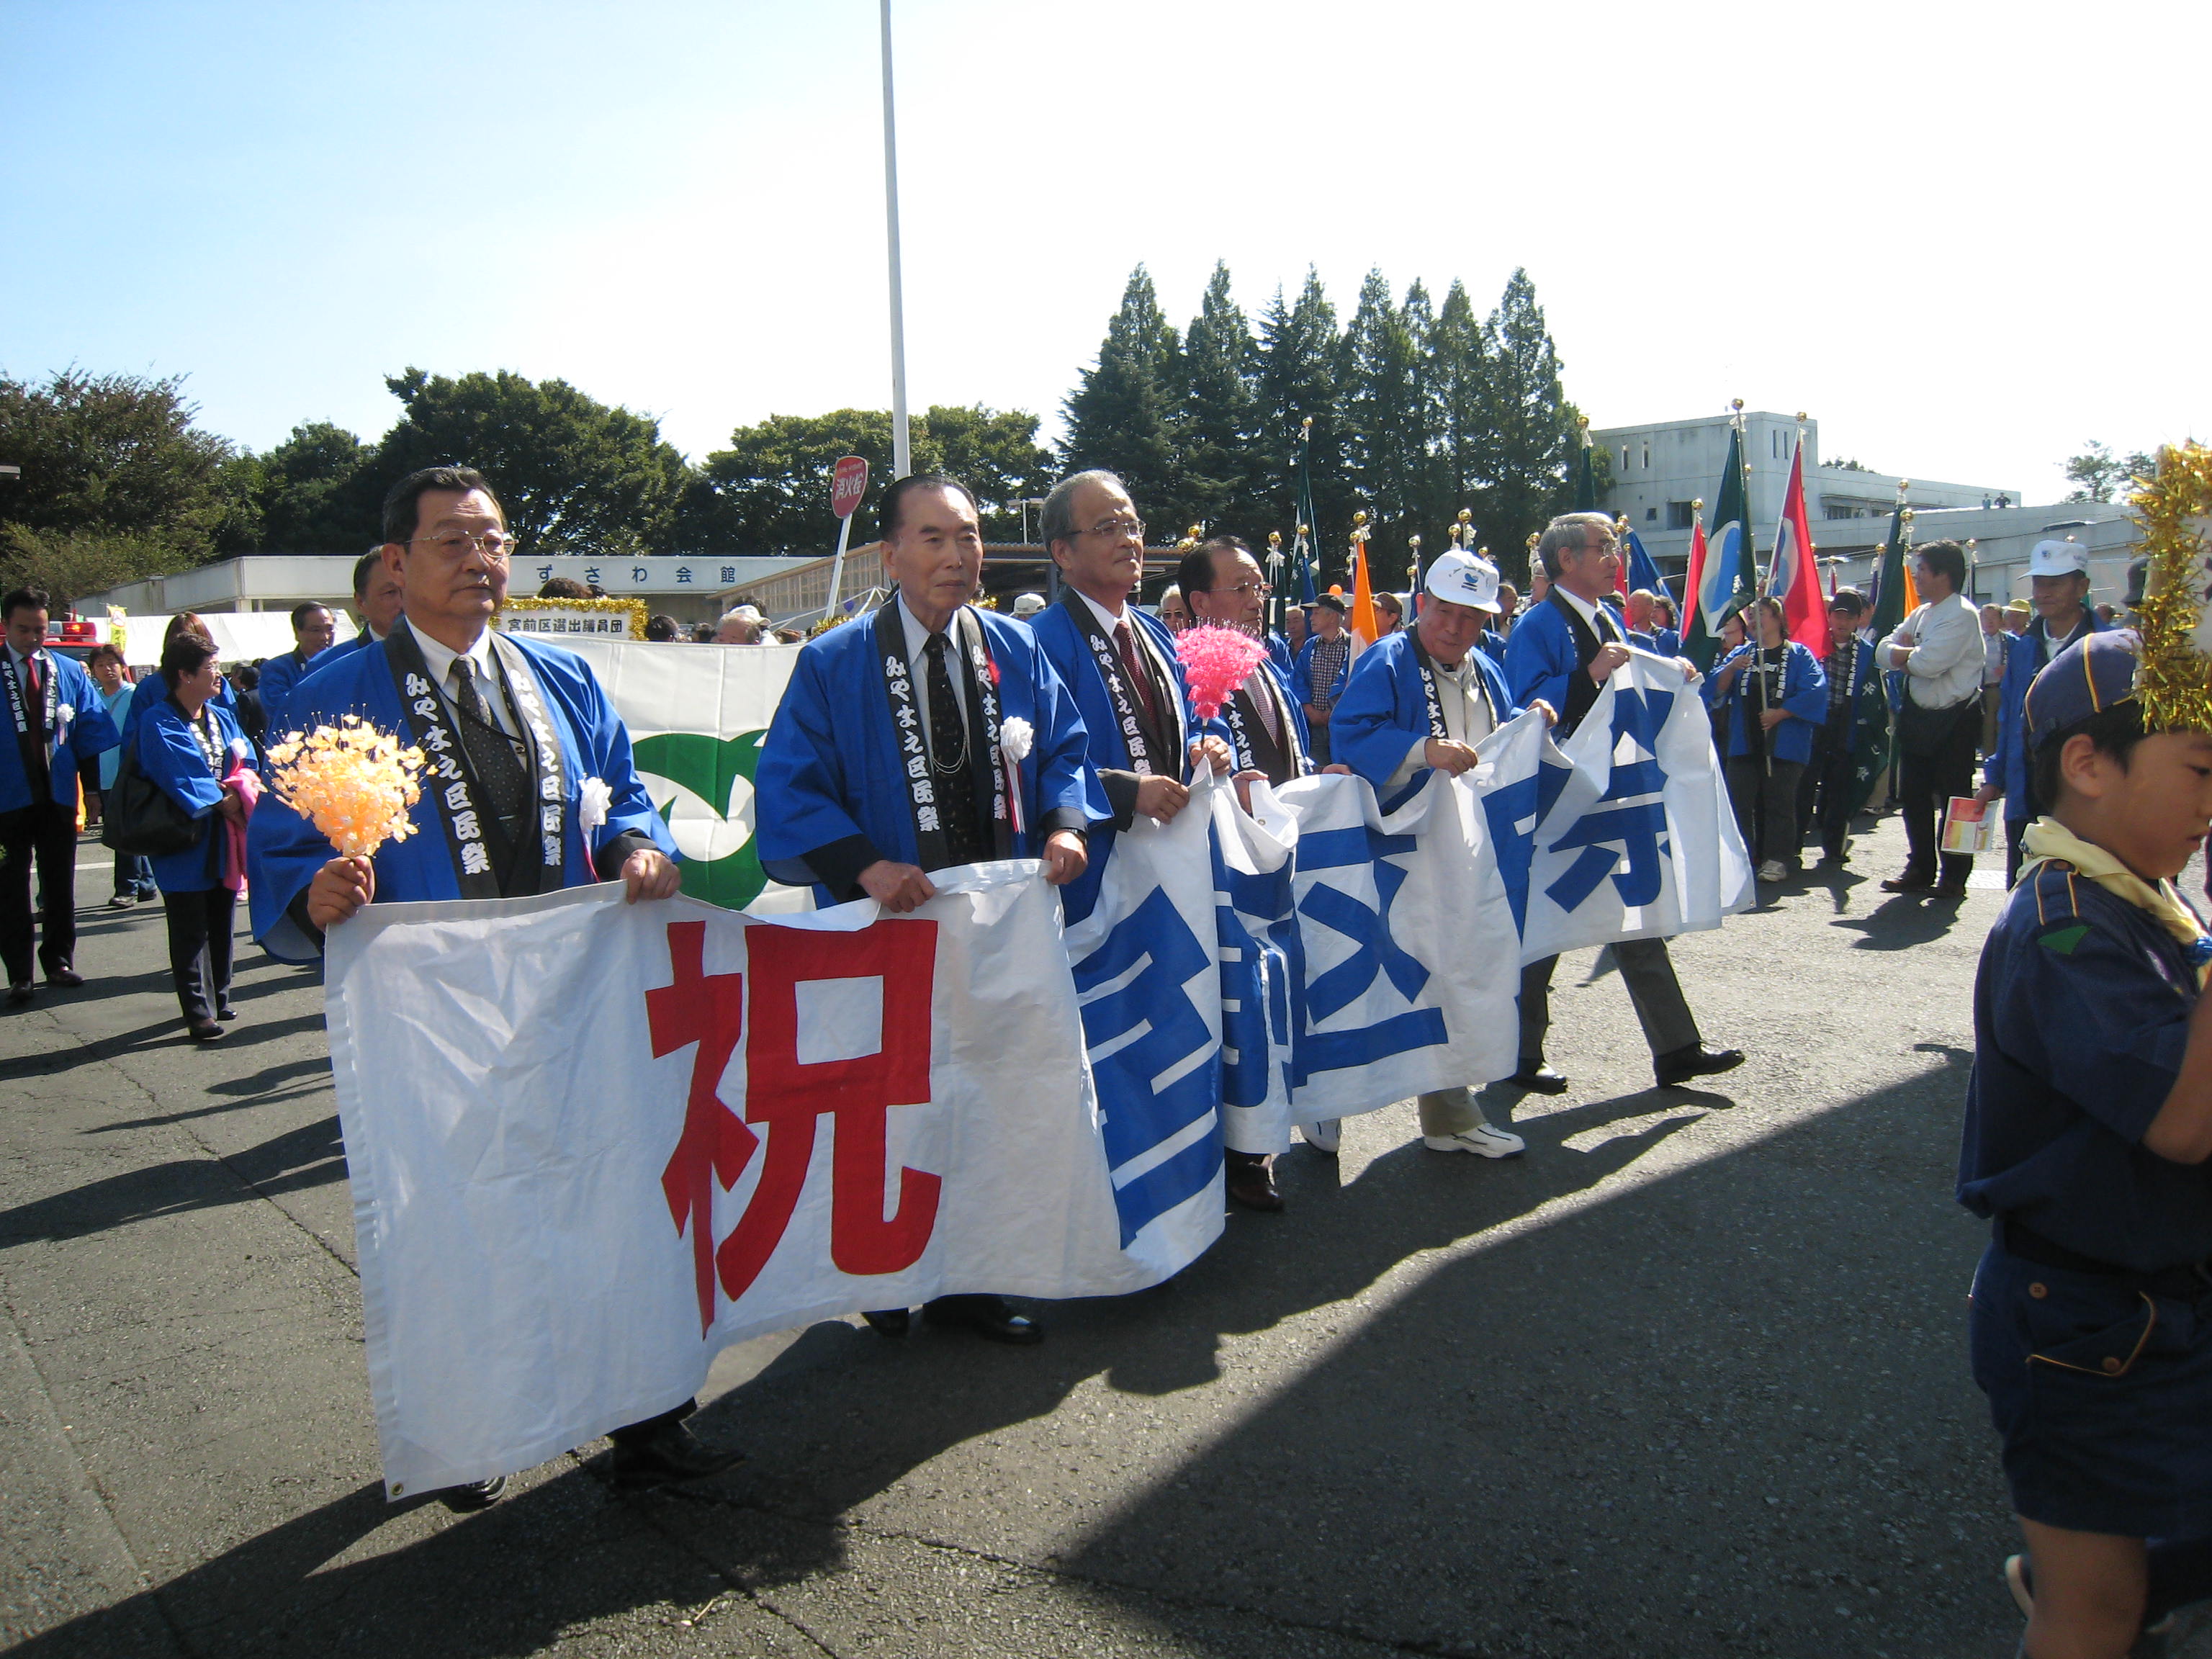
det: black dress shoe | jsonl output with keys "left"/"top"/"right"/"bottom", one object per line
{"left": 187, "top": 1018, "right": 225, "bottom": 1043}
{"left": 6, "top": 983, "right": 32, "bottom": 1007}
{"left": 216, "top": 1006, "right": 238, "bottom": 1021}
{"left": 923, "top": 1293, "right": 1043, "bottom": 1345}
{"left": 45, "top": 967, "right": 84, "bottom": 989}
{"left": 1509, "top": 1062, "right": 1569, "bottom": 1094}
{"left": 1931, "top": 881, "right": 1970, "bottom": 900}
{"left": 1653, "top": 1043, "right": 1745, "bottom": 1088}
{"left": 439, "top": 1474, "right": 508, "bottom": 1512}
{"left": 1879, "top": 871, "right": 1936, "bottom": 893}
{"left": 609, "top": 1419, "right": 745, "bottom": 1490}
{"left": 862, "top": 1307, "right": 910, "bottom": 1336}
{"left": 1225, "top": 1151, "right": 1285, "bottom": 1213}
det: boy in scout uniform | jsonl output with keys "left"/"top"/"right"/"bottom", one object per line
{"left": 1959, "top": 629, "right": 2212, "bottom": 1657}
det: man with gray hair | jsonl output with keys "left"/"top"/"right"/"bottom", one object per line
{"left": 1502, "top": 511, "right": 1743, "bottom": 1095}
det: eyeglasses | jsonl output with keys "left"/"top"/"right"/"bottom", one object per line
{"left": 1205, "top": 580, "right": 1272, "bottom": 597}
{"left": 1080, "top": 516, "right": 1145, "bottom": 541}
{"left": 411, "top": 529, "right": 515, "bottom": 560}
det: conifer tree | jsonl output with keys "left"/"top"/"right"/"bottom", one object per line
{"left": 1254, "top": 269, "right": 1348, "bottom": 582}
{"left": 1179, "top": 261, "right": 1262, "bottom": 538}
{"left": 1479, "top": 268, "right": 1583, "bottom": 579}
{"left": 1059, "top": 266, "right": 1191, "bottom": 529}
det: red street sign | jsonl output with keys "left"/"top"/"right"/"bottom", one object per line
{"left": 832, "top": 456, "right": 869, "bottom": 519}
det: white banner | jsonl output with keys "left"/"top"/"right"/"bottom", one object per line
{"left": 327, "top": 868, "right": 1169, "bottom": 1500}
{"left": 1514, "top": 655, "right": 1753, "bottom": 962}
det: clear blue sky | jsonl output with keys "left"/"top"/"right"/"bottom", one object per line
{"left": 5, "top": 0, "right": 2204, "bottom": 505}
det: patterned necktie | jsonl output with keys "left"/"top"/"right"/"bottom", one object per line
{"left": 451, "top": 659, "right": 532, "bottom": 837}
{"left": 1114, "top": 621, "right": 1161, "bottom": 733}
{"left": 923, "top": 634, "right": 987, "bottom": 866}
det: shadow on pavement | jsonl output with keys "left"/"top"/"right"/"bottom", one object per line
{"left": 0, "top": 1115, "right": 345, "bottom": 1244}
{"left": 9, "top": 1048, "right": 2018, "bottom": 1659}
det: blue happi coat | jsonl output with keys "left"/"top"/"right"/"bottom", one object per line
{"left": 1330, "top": 629, "right": 1521, "bottom": 812}
{"left": 135, "top": 696, "right": 255, "bottom": 894}
{"left": 1501, "top": 597, "right": 1588, "bottom": 721}
{"left": 1987, "top": 611, "right": 2112, "bottom": 827}
{"left": 123, "top": 667, "right": 236, "bottom": 742}
{"left": 1704, "top": 640, "right": 1830, "bottom": 766}
{"left": 256, "top": 646, "right": 330, "bottom": 737}
{"left": 1026, "top": 598, "right": 1197, "bottom": 923}
{"left": 246, "top": 626, "right": 675, "bottom": 961}
{"left": 0, "top": 650, "right": 119, "bottom": 814}
{"left": 753, "top": 603, "right": 1107, "bottom": 908}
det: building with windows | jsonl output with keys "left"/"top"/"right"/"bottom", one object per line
{"left": 1593, "top": 411, "right": 2019, "bottom": 575}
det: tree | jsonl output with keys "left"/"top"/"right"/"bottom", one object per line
{"left": 1179, "top": 261, "right": 1262, "bottom": 537}
{"left": 2064, "top": 441, "right": 2159, "bottom": 503}
{"left": 1060, "top": 266, "right": 1192, "bottom": 530}
{"left": 1478, "top": 269, "right": 1583, "bottom": 580}
{"left": 1431, "top": 279, "right": 1493, "bottom": 541}
{"left": 673, "top": 405, "right": 1053, "bottom": 555}
{"left": 1343, "top": 270, "right": 1433, "bottom": 568}
{"left": 1254, "top": 269, "right": 1349, "bottom": 580}
{"left": 252, "top": 421, "right": 381, "bottom": 552}
{"left": 371, "top": 368, "right": 691, "bottom": 557}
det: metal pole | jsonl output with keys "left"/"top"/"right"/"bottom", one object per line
{"left": 879, "top": 0, "right": 912, "bottom": 481}
{"left": 823, "top": 512, "right": 856, "bottom": 622}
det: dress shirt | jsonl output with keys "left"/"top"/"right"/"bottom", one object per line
{"left": 1388, "top": 650, "right": 1496, "bottom": 791}
{"left": 1551, "top": 585, "right": 1623, "bottom": 645}
{"left": 1881, "top": 591, "right": 1984, "bottom": 709}
{"left": 409, "top": 625, "right": 520, "bottom": 739}
{"left": 896, "top": 595, "right": 972, "bottom": 755}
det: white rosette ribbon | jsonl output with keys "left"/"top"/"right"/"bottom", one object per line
{"left": 997, "top": 716, "right": 1033, "bottom": 837}
{"left": 578, "top": 775, "right": 613, "bottom": 835}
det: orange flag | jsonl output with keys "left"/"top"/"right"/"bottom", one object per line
{"left": 1350, "top": 542, "right": 1380, "bottom": 647}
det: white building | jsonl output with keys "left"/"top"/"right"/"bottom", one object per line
{"left": 1593, "top": 411, "right": 2020, "bottom": 572}
{"left": 1813, "top": 500, "right": 2141, "bottom": 610}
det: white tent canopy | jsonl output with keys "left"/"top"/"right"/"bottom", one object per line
{"left": 112, "top": 613, "right": 358, "bottom": 670}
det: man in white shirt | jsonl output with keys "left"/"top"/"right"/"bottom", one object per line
{"left": 1878, "top": 539, "right": 1985, "bottom": 897}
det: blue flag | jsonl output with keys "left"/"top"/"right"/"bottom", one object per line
{"left": 1623, "top": 529, "right": 1671, "bottom": 605}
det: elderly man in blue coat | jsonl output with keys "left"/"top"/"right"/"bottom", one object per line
{"left": 254, "top": 601, "right": 340, "bottom": 736}
{"left": 1331, "top": 548, "right": 1548, "bottom": 1161}
{"left": 754, "top": 472, "right": 1105, "bottom": 1349}
{"left": 1, "top": 587, "right": 120, "bottom": 1002}
{"left": 1503, "top": 511, "right": 1744, "bottom": 1096}
{"left": 246, "top": 464, "right": 737, "bottom": 1510}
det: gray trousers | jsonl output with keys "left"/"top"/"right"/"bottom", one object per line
{"left": 1519, "top": 940, "right": 1700, "bottom": 1066}
{"left": 1417, "top": 1088, "right": 1484, "bottom": 1136}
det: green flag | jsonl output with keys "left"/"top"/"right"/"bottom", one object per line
{"left": 1573, "top": 439, "right": 1597, "bottom": 512}
{"left": 1683, "top": 423, "right": 1759, "bottom": 669}
{"left": 1844, "top": 497, "right": 1910, "bottom": 817}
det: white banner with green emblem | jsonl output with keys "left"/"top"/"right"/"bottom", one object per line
{"left": 562, "top": 639, "right": 812, "bottom": 913}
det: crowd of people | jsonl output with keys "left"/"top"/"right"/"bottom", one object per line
{"left": 9, "top": 451, "right": 2211, "bottom": 1659}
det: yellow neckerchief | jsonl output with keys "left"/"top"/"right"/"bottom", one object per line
{"left": 2019, "top": 817, "right": 2212, "bottom": 988}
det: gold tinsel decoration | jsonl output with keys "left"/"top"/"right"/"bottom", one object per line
{"left": 2129, "top": 442, "right": 2212, "bottom": 734}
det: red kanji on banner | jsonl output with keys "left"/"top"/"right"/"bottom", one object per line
{"left": 644, "top": 918, "right": 943, "bottom": 1336}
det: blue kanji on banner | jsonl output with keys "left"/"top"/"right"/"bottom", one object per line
{"left": 1480, "top": 746, "right": 1577, "bottom": 932}
{"left": 1070, "top": 886, "right": 1222, "bottom": 1245}
{"left": 1543, "top": 687, "right": 1677, "bottom": 912}
{"left": 1213, "top": 843, "right": 1289, "bottom": 1112}
{"left": 1286, "top": 824, "right": 1447, "bottom": 1083}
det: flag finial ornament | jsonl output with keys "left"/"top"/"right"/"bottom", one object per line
{"left": 1267, "top": 529, "right": 1282, "bottom": 550}
{"left": 2129, "top": 442, "right": 2212, "bottom": 734}
{"left": 1692, "top": 498, "right": 1704, "bottom": 512}
{"left": 1730, "top": 397, "right": 1745, "bottom": 414}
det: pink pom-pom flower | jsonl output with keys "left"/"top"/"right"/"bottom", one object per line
{"left": 1176, "top": 624, "right": 1270, "bottom": 721}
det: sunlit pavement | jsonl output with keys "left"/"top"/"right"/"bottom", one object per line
{"left": 4, "top": 819, "right": 2194, "bottom": 1658}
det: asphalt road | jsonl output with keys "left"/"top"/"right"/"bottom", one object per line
{"left": 2, "top": 817, "right": 2200, "bottom": 1658}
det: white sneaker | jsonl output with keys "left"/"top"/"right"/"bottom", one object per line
{"left": 1757, "top": 858, "right": 1787, "bottom": 883}
{"left": 1422, "top": 1122, "right": 1525, "bottom": 1159}
{"left": 1298, "top": 1119, "right": 1341, "bottom": 1155}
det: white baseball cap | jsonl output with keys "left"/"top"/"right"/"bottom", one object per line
{"left": 2026, "top": 538, "right": 2089, "bottom": 579}
{"left": 1011, "top": 592, "right": 1046, "bottom": 617}
{"left": 1422, "top": 548, "right": 1503, "bottom": 614}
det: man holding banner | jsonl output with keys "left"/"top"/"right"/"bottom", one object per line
{"left": 754, "top": 472, "right": 1105, "bottom": 1344}
{"left": 245, "top": 465, "right": 738, "bottom": 1507}
{"left": 1179, "top": 536, "right": 1314, "bottom": 795}
{"left": 1331, "top": 547, "right": 1538, "bottom": 1157}
{"left": 1505, "top": 513, "right": 1743, "bottom": 1094}
{"left": 1030, "top": 469, "right": 1228, "bottom": 926}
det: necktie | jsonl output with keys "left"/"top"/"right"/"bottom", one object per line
{"left": 1593, "top": 606, "right": 1620, "bottom": 644}
{"left": 1115, "top": 621, "right": 1161, "bottom": 733}
{"left": 451, "top": 659, "right": 532, "bottom": 840}
{"left": 923, "top": 635, "right": 987, "bottom": 866}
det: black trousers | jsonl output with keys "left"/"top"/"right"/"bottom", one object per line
{"left": 0, "top": 800, "right": 79, "bottom": 985}
{"left": 163, "top": 886, "right": 236, "bottom": 1023}
{"left": 1897, "top": 701, "right": 1982, "bottom": 886}
{"left": 1519, "top": 940, "right": 1700, "bottom": 1066}
{"left": 1798, "top": 720, "right": 1856, "bottom": 859}
{"left": 1726, "top": 757, "right": 1806, "bottom": 868}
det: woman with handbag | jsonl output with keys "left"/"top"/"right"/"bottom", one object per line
{"left": 135, "top": 634, "right": 258, "bottom": 1041}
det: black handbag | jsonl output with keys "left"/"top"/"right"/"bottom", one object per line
{"left": 101, "top": 744, "right": 208, "bottom": 858}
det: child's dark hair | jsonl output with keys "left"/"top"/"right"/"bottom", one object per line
{"left": 2031, "top": 701, "right": 2146, "bottom": 811}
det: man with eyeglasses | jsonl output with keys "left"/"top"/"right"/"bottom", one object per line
{"left": 295, "top": 549, "right": 405, "bottom": 687}
{"left": 256, "top": 601, "right": 338, "bottom": 734}
{"left": 1029, "top": 469, "right": 1229, "bottom": 929}
{"left": 247, "top": 465, "right": 734, "bottom": 1509}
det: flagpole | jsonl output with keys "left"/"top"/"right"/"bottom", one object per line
{"left": 878, "top": 0, "right": 911, "bottom": 480}
{"left": 1264, "top": 530, "right": 1285, "bottom": 633}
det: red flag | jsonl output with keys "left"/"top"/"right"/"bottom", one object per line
{"left": 1681, "top": 516, "right": 1709, "bottom": 638}
{"left": 1768, "top": 439, "right": 1825, "bottom": 654}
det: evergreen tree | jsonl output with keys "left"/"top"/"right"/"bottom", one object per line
{"left": 1431, "top": 279, "right": 1493, "bottom": 547}
{"left": 1179, "top": 261, "right": 1262, "bottom": 538}
{"left": 1254, "top": 269, "right": 1348, "bottom": 582}
{"left": 1344, "top": 271, "right": 1434, "bottom": 574}
{"left": 248, "top": 421, "right": 381, "bottom": 552}
{"left": 1059, "top": 266, "right": 1191, "bottom": 529}
{"left": 1478, "top": 268, "right": 1582, "bottom": 581}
